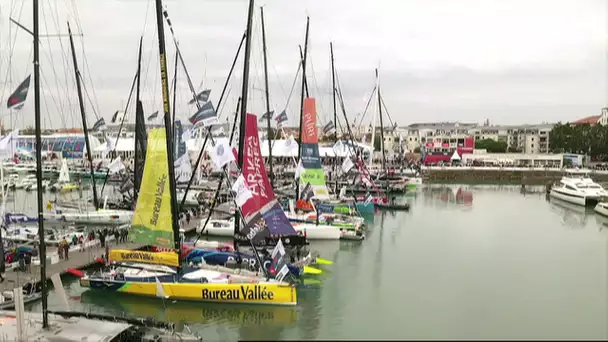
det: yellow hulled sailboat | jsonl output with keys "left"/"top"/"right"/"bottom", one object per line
{"left": 79, "top": 129, "right": 297, "bottom": 306}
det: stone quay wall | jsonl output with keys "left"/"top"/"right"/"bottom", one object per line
{"left": 422, "top": 167, "right": 608, "bottom": 185}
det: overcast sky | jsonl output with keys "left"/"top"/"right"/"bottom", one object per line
{"left": 0, "top": 0, "right": 605, "bottom": 129}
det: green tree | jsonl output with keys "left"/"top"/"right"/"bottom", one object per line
{"left": 475, "top": 138, "right": 507, "bottom": 153}
{"left": 21, "top": 126, "right": 35, "bottom": 135}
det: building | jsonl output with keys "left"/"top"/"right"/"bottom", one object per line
{"left": 13, "top": 134, "right": 102, "bottom": 159}
{"left": 571, "top": 107, "right": 608, "bottom": 126}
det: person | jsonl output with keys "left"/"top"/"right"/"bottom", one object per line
{"left": 58, "top": 240, "right": 64, "bottom": 260}
{"left": 63, "top": 241, "right": 69, "bottom": 260}
{"left": 99, "top": 232, "right": 106, "bottom": 248}
{"left": 24, "top": 252, "right": 31, "bottom": 273}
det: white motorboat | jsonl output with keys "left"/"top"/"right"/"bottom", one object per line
{"left": 4, "top": 226, "right": 85, "bottom": 246}
{"left": 25, "top": 179, "right": 50, "bottom": 191}
{"left": 549, "top": 169, "right": 607, "bottom": 206}
{"left": 595, "top": 202, "right": 608, "bottom": 217}
{"left": 44, "top": 209, "right": 133, "bottom": 226}
{"left": 195, "top": 217, "right": 346, "bottom": 240}
{"left": 14, "top": 175, "right": 36, "bottom": 189}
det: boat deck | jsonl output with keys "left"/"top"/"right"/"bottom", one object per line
{"left": 0, "top": 217, "right": 201, "bottom": 292}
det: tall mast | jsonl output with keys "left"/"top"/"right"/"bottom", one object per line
{"left": 33, "top": 0, "right": 48, "bottom": 329}
{"left": 376, "top": 68, "right": 386, "bottom": 173}
{"left": 235, "top": 0, "right": 255, "bottom": 242}
{"left": 260, "top": 6, "right": 273, "bottom": 187}
{"left": 330, "top": 42, "right": 337, "bottom": 192}
{"left": 67, "top": 22, "right": 99, "bottom": 210}
{"left": 134, "top": 37, "right": 144, "bottom": 198}
{"left": 296, "top": 17, "right": 310, "bottom": 200}
{"left": 154, "top": 0, "right": 181, "bottom": 264}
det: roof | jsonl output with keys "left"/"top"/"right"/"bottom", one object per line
{"left": 571, "top": 115, "right": 600, "bottom": 125}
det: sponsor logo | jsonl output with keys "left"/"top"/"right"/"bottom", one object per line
{"left": 201, "top": 285, "right": 275, "bottom": 301}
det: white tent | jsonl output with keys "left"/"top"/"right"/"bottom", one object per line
{"left": 450, "top": 150, "right": 461, "bottom": 161}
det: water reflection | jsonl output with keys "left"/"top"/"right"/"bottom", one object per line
{"left": 549, "top": 198, "right": 593, "bottom": 228}
{"left": 79, "top": 290, "right": 298, "bottom": 327}
{"left": 421, "top": 185, "right": 473, "bottom": 208}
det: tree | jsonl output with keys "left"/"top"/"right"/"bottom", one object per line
{"left": 549, "top": 122, "right": 608, "bottom": 156}
{"left": 21, "top": 126, "right": 35, "bottom": 135}
{"left": 474, "top": 138, "right": 507, "bottom": 153}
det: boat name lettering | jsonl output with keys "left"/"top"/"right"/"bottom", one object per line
{"left": 246, "top": 222, "right": 264, "bottom": 240}
{"left": 226, "top": 256, "right": 270, "bottom": 269}
{"left": 201, "top": 285, "right": 274, "bottom": 301}
{"left": 303, "top": 111, "right": 315, "bottom": 138}
{"left": 245, "top": 136, "right": 267, "bottom": 199}
{"left": 160, "top": 54, "right": 170, "bottom": 114}
{"left": 150, "top": 174, "right": 167, "bottom": 226}
{"left": 120, "top": 252, "right": 154, "bottom": 261}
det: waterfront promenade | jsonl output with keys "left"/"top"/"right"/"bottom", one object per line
{"left": 0, "top": 218, "right": 201, "bottom": 291}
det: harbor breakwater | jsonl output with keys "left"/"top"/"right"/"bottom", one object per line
{"left": 422, "top": 167, "right": 608, "bottom": 185}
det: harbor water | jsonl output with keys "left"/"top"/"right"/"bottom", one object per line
{"left": 16, "top": 185, "right": 608, "bottom": 340}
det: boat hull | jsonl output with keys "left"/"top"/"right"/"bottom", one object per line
{"left": 43, "top": 210, "right": 132, "bottom": 225}
{"left": 80, "top": 278, "right": 297, "bottom": 306}
{"left": 184, "top": 248, "right": 303, "bottom": 277}
{"left": 355, "top": 201, "right": 375, "bottom": 214}
{"left": 595, "top": 203, "right": 608, "bottom": 217}
{"left": 549, "top": 189, "right": 600, "bottom": 207}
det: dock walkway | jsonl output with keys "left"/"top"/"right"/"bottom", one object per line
{"left": 0, "top": 217, "right": 201, "bottom": 291}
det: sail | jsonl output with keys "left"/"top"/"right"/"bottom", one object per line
{"left": 233, "top": 113, "right": 296, "bottom": 244}
{"left": 134, "top": 100, "right": 147, "bottom": 194}
{"left": 298, "top": 98, "right": 330, "bottom": 199}
{"left": 128, "top": 128, "right": 174, "bottom": 249}
{"left": 58, "top": 159, "right": 70, "bottom": 183}
{"left": 174, "top": 120, "right": 192, "bottom": 183}
{"left": 109, "top": 249, "right": 179, "bottom": 267}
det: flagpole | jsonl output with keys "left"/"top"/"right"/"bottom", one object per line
{"left": 260, "top": 6, "right": 274, "bottom": 188}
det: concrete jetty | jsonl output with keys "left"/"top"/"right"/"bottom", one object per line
{"left": 0, "top": 217, "right": 201, "bottom": 292}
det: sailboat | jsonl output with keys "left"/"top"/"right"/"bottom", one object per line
{"left": 48, "top": 159, "right": 78, "bottom": 193}
{"left": 186, "top": 113, "right": 324, "bottom": 275}
{"left": 80, "top": 128, "right": 297, "bottom": 305}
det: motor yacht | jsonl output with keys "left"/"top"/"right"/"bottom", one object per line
{"left": 549, "top": 169, "right": 607, "bottom": 206}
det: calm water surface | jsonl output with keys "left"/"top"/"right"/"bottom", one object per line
{"left": 22, "top": 185, "right": 608, "bottom": 340}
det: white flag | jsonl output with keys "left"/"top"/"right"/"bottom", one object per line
{"left": 232, "top": 174, "right": 253, "bottom": 206}
{"left": 284, "top": 135, "right": 298, "bottom": 154}
{"left": 294, "top": 159, "right": 305, "bottom": 180}
{"left": 271, "top": 239, "right": 286, "bottom": 259}
{"left": 361, "top": 135, "right": 366, "bottom": 144}
{"left": 210, "top": 140, "right": 235, "bottom": 169}
{"left": 182, "top": 129, "right": 192, "bottom": 141}
{"left": 276, "top": 264, "right": 290, "bottom": 282}
{"left": 102, "top": 136, "right": 116, "bottom": 159}
{"left": 174, "top": 152, "right": 193, "bottom": 183}
{"left": 107, "top": 156, "right": 125, "bottom": 174}
{"left": 341, "top": 157, "right": 354, "bottom": 173}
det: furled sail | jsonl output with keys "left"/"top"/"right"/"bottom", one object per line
{"left": 233, "top": 113, "right": 297, "bottom": 244}
{"left": 298, "top": 97, "right": 330, "bottom": 199}
{"left": 128, "top": 128, "right": 174, "bottom": 249}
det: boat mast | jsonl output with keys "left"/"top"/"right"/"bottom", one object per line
{"left": 67, "top": 22, "right": 99, "bottom": 210}
{"left": 153, "top": 0, "right": 181, "bottom": 264}
{"left": 134, "top": 37, "right": 145, "bottom": 199}
{"left": 260, "top": 6, "right": 273, "bottom": 187}
{"left": 376, "top": 68, "right": 386, "bottom": 174}
{"left": 296, "top": 17, "right": 310, "bottom": 200}
{"left": 330, "top": 42, "right": 337, "bottom": 193}
{"left": 33, "top": 0, "right": 48, "bottom": 329}
{"left": 235, "top": 0, "right": 255, "bottom": 244}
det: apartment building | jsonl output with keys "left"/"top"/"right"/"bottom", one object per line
{"left": 365, "top": 122, "right": 553, "bottom": 156}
